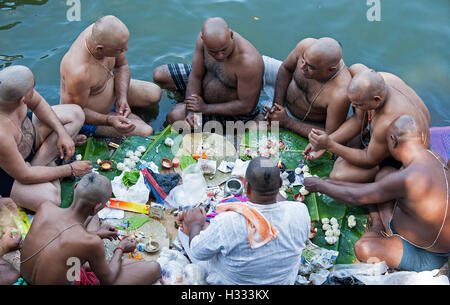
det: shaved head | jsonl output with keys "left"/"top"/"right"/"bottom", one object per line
{"left": 387, "top": 115, "right": 424, "bottom": 155}
{"left": 306, "top": 37, "right": 342, "bottom": 68}
{"left": 390, "top": 115, "right": 421, "bottom": 140}
{"left": 0, "top": 65, "right": 34, "bottom": 105}
{"left": 74, "top": 173, "right": 112, "bottom": 209}
{"left": 348, "top": 69, "right": 387, "bottom": 103}
{"left": 246, "top": 157, "right": 281, "bottom": 196}
{"left": 91, "top": 15, "right": 129, "bottom": 48}
{"left": 201, "top": 17, "right": 230, "bottom": 45}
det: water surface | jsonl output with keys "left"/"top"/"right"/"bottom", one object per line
{"left": 1, "top": 0, "right": 449, "bottom": 130}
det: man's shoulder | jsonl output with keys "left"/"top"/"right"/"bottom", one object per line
{"left": 277, "top": 200, "right": 310, "bottom": 216}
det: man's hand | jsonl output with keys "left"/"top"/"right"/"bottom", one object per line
{"left": 71, "top": 160, "right": 93, "bottom": 177}
{"left": 186, "top": 94, "right": 207, "bottom": 113}
{"left": 1, "top": 227, "right": 22, "bottom": 253}
{"left": 118, "top": 236, "right": 137, "bottom": 253}
{"left": 115, "top": 98, "right": 131, "bottom": 118}
{"left": 303, "top": 143, "right": 327, "bottom": 161}
{"left": 186, "top": 112, "right": 201, "bottom": 130}
{"left": 179, "top": 207, "right": 206, "bottom": 236}
{"left": 96, "top": 224, "right": 119, "bottom": 241}
{"left": 309, "top": 129, "right": 331, "bottom": 151}
{"left": 265, "top": 104, "right": 289, "bottom": 127}
{"left": 108, "top": 115, "right": 136, "bottom": 134}
{"left": 303, "top": 177, "right": 323, "bottom": 193}
{"left": 57, "top": 131, "right": 75, "bottom": 162}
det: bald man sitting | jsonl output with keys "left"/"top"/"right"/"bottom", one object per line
{"left": 263, "top": 37, "right": 352, "bottom": 138}
{"left": 60, "top": 15, "right": 161, "bottom": 138}
{"left": 0, "top": 66, "right": 92, "bottom": 211}
{"left": 304, "top": 64, "right": 431, "bottom": 182}
{"left": 176, "top": 157, "right": 310, "bottom": 284}
{"left": 20, "top": 173, "right": 161, "bottom": 285}
{"left": 153, "top": 17, "right": 264, "bottom": 129}
{"left": 304, "top": 116, "right": 449, "bottom": 272}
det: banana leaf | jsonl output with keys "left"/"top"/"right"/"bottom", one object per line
{"left": 141, "top": 125, "right": 182, "bottom": 171}
{"left": 60, "top": 136, "right": 157, "bottom": 208}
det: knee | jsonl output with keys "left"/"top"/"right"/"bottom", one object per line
{"left": 354, "top": 238, "right": 377, "bottom": 263}
{"left": 140, "top": 124, "right": 154, "bottom": 137}
{"left": 0, "top": 263, "right": 19, "bottom": 285}
{"left": 69, "top": 104, "right": 86, "bottom": 128}
{"left": 152, "top": 65, "right": 169, "bottom": 85}
{"left": 166, "top": 109, "right": 182, "bottom": 125}
{"left": 146, "top": 261, "right": 162, "bottom": 283}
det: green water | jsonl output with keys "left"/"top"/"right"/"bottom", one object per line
{"left": 1, "top": 0, "right": 449, "bottom": 131}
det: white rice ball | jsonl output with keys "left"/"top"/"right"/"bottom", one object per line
{"left": 126, "top": 151, "right": 134, "bottom": 158}
{"left": 321, "top": 218, "right": 330, "bottom": 225}
{"left": 302, "top": 165, "right": 310, "bottom": 173}
{"left": 330, "top": 217, "right": 338, "bottom": 226}
{"left": 295, "top": 167, "right": 302, "bottom": 175}
{"left": 164, "top": 138, "right": 174, "bottom": 147}
{"left": 117, "top": 162, "right": 126, "bottom": 171}
{"left": 137, "top": 146, "right": 146, "bottom": 153}
{"left": 299, "top": 186, "right": 309, "bottom": 196}
{"left": 134, "top": 151, "right": 142, "bottom": 158}
{"left": 322, "top": 223, "right": 331, "bottom": 231}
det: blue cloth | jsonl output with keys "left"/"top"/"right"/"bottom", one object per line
{"left": 390, "top": 220, "right": 449, "bottom": 272}
{"left": 12, "top": 277, "right": 28, "bottom": 285}
{"left": 79, "top": 106, "right": 116, "bottom": 137}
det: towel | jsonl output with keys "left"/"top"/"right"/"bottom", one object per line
{"left": 216, "top": 202, "right": 278, "bottom": 249}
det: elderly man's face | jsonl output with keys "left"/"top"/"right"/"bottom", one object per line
{"left": 204, "top": 35, "right": 234, "bottom": 62}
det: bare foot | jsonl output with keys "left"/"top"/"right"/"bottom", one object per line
{"left": 74, "top": 134, "right": 87, "bottom": 146}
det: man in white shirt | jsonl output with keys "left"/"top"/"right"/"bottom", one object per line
{"left": 178, "top": 157, "right": 311, "bottom": 285}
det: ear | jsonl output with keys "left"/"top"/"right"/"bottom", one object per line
{"left": 390, "top": 134, "right": 398, "bottom": 148}
{"left": 92, "top": 202, "right": 104, "bottom": 215}
{"left": 245, "top": 182, "right": 252, "bottom": 196}
{"left": 18, "top": 96, "right": 27, "bottom": 105}
{"left": 230, "top": 31, "right": 234, "bottom": 39}
{"left": 279, "top": 178, "right": 283, "bottom": 188}
{"left": 96, "top": 45, "right": 104, "bottom": 53}
{"left": 374, "top": 95, "right": 383, "bottom": 103}
{"left": 328, "top": 65, "right": 337, "bottom": 73}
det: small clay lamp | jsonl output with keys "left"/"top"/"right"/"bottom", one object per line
{"left": 294, "top": 193, "right": 305, "bottom": 202}
{"left": 161, "top": 158, "right": 173, "bottom": 169}
{"left": 100, "top": 160, "right": 113, "bottom": 171}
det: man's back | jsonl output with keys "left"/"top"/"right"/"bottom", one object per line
{"left": 191, "top": 201, "right": 310, "bottom": 285}
{"left": 20, "top": 202, "right": 97, "bottom": 284}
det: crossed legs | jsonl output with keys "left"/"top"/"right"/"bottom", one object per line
{"left": 11, "top": 104, "right": 85, "bottom": 211}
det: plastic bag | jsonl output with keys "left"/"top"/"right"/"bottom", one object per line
{"left": 165, "top": 164, "right": 207, "bottom": 209}
{"left": 299, "top": 240, "right": 339, "bottom": 275}
{"left": 309, "top": 269, "right": 331, "bottom": 285}
{"left": 111, "top": 171, "right": 149, "bottom": 204}
{"left": 184, "top": 264, "right": 207, "bottom": 285}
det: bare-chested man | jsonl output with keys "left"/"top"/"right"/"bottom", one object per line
{"left": 263, "top": 37, "right": 351, "bottom": 138}
{"left": 20, "top": 173, "right": 161, "bottom": 285}
{"left": 60, "top": 15, "right": 162, "bottom": 138}
{"left": 304, "top": 116, "right": 449, "bottom": 272}
{"left": 152, "top": 17, "right": 264, "bottom": 129}
{"left": 0, "top": 66, "right": 92, "bottom": 211}
{"left": 304, "top": 64, "right": 431, "bottom": 182}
